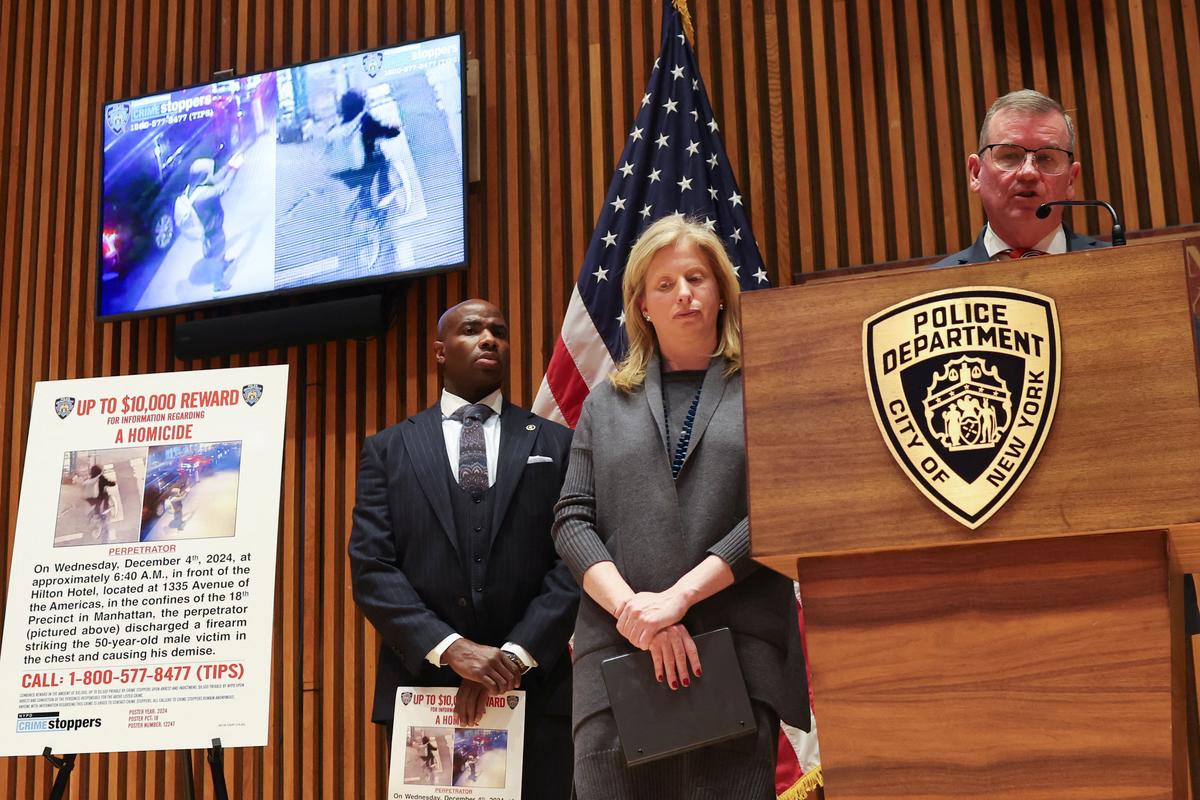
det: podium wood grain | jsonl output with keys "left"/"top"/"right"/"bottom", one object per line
{"left": 799, "top": 532, "right": 1174, "bottom": 799}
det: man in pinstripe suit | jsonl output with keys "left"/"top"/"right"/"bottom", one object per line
{"left": 349, "top": 299, "right": 577, "bottom": 798}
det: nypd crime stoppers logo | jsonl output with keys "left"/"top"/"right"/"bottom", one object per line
{"left": 863, "top": 287, "right": 1061, "bottom": 529}
{"left": 362, "top": 51, "right": 384, "bottom": 78}
{"left": 242, "top": 384, "right": 263, "bottom": 406}
{"left": 54, "top": 397, "right": 76, "bottom": 419}
{"left": 105, "top": 102, "right": 130, "bottom": 134}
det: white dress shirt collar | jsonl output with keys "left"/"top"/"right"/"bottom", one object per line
{"left": 440, "top": 388, "right": 503, "bottom": 419}
{"left": 983, "top": 223, "right": 1067, "bottom": 258}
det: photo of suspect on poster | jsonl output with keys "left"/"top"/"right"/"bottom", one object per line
{"left": 0, "top": 365, "right": 287, "bottom": 757}
{"left": 389, "top": 687, "right": 526, "bottom": 799}
{"left": 52, "top": 441, "right": 243, "bottom": 548}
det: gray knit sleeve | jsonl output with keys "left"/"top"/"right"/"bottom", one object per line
{"left": 552, "top": 402, "right": 615, "bottom": 583}
{"left": 706, "top": 516, "right": 758, "bottom": 581}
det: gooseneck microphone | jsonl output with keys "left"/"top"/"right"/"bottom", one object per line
{"left": 1035, "top": 200, "right": 1126, "bottom": 246}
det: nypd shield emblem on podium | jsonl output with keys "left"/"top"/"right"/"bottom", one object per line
{"left": 863, "top": 287, "right": 1061, "bottom": 529}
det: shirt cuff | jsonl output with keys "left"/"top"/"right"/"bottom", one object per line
{"left": 501, "top": 642, "right": 537, "bottom": 672}
{"left": 426, "top": 633, "right": 462, "bottom": 667}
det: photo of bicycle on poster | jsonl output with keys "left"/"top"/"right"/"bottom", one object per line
{"left": 52, "top": 441, "right": 243, "bottom": 548}
{"left": 53, "top": 447, "right": 147, "bottom": 547}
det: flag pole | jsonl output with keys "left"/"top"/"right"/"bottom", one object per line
{"left": 671, "top": 0, "right": 695, "bottom": 48}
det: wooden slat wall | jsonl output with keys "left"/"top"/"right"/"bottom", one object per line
{"left": 1, "top": 1, "right": 1199, "bottom": 796}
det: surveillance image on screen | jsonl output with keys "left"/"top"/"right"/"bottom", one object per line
{"left": 98, "top": 34, "right": 466, "bottom": 319}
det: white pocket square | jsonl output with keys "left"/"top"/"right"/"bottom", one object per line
{"left": 526, "top": 455, "right": 554, "bottom": 464}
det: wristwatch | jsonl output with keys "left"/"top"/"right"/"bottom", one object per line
{"left": 501, "top": 649, "right": 531, "bottom": 675}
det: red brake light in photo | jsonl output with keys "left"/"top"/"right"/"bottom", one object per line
{"left": 101, "top": 229, "right": 119, "bottom": 259}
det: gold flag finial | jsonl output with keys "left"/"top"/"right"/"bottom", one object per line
{"left": 672, "top": 0, "right": 695, "bottom": 47}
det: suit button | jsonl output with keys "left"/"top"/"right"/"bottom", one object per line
{"left": 457, "top": 596, "right": 467, "bottom": 607}
{"left": 474, "top": 586, "right": 483, "bottom": 592}
{"left": 474, "top": 525, "right": 482, "bottom": 532}
{"left": 474, "top": 555, "right": 482, "bottom": 563}
{"left": 473, "top": 496, "right": 482, "bottom": 504}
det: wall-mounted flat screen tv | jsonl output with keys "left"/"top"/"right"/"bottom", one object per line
{"left": 98, "top": 33, "right": 466, "bottom": 320}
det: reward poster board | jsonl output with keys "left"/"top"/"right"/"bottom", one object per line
{"left": 0, "top": 365, "right": 288, "bottom": 756}
{"left": 388, "top": 687, "right": 525, "bottom": 800}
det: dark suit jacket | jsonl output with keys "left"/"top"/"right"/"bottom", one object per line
{"left": 932, "top": 225, "right": 1108, "bottom": 266}
{"left": 348, "top": 400, "right": 578, "bottom": 723}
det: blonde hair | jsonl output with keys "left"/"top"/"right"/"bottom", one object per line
{"left": 610, "top": 215, "right": 744, "bottom": 392}
{"left": 978, "top": 89, "right": 1075, "bottom": 152}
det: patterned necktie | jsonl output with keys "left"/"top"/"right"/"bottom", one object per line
{"left": 450, "top": 404, "right": 494, "bottom": 492}
{"left": 992, "top": 247, "right": 1046, "bottom": 260}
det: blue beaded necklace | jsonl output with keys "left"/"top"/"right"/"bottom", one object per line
{"left": 664, "top": 386, "right": 703, "bottom": 480}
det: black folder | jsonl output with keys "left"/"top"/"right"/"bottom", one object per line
{"left": 599, "top": 627, "right": 757, "bottom": 766}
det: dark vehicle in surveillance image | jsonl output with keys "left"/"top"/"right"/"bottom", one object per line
{"left": 100, "top": 75, "right": 277, "bottom": 317}
{"left": 141, "top": 465, "right": 189, "bottom": 525}
{"left": 139, "top": 441, "right": 243, "bottom": 542}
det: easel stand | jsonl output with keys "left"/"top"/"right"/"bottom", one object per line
{"left": 42, "top": 748, "right": 76, "bottom": 800}
{"left": 206, "top": 738, "right": 230, "bottom": 800}
{"left": 181, "top": 738, "right": 230, "bottom": 799}
{"left": 40, "top": 738, "right": 231, "bottom": 798}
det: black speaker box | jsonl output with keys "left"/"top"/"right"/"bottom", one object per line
{"left": 173, "top": 295, "right": 386, "bottom": 359}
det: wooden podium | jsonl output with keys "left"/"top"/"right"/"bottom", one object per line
{"left": 741, "top": 240, "right": 1200, "bottom": 799}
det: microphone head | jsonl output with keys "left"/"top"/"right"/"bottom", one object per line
{"left": 1035, "top": 203, "right": 1052, "bottom": 219}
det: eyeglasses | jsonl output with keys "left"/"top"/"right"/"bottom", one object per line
{"left": 978, "top": 143, "right": 1074, "bottom": 175}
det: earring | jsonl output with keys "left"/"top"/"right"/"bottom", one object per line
{"left": 643, "top": 313, "right": 652, "bottom": 322}
{"left": 719, "top": 303, "right": 725, "bottom": 310}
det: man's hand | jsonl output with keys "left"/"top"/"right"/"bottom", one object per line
{"left": 648, "top": 624, "right": 701, "bottom": 690}
{"left": 454, "top": 680, "right": 491, "bottom": 726}
{"left": 442, "top": 639, "right": 521, "bottom": 694}
{"left": 616, "top": 590, "right": 689, "bottom": 650}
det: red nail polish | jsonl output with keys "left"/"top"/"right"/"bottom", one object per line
{"left": 682, "top": 678, "right": 690, "bottom": 687}
{"left": 670, "top": 680, "right": 678, "bottom": 689}
{"left": 656, "top": 674, "right": 663, "bottom": 683}
{"left": 695, "top": 668, "right": 702, "bottom": 677}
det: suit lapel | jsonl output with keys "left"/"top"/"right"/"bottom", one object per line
{"left": 967, "top": 228, "right": 990, "bottom": 262}
{"left": 675, "top": 357, "right": 728, "bottom": 476}
{"left": 644, "top": 354, "right": 669, "bottom": 454}
{"left": 490, "top": 401, "right": 538, "bottom": 543}
{"left": 405, "top": 406, "right": 459, "bottom": 556}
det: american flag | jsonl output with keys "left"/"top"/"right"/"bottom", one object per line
{"left": 532, "top": 0, "right": 769, "bottom": 427}
{"left": 533, "top": 2, "right": 822, "bottom": 797}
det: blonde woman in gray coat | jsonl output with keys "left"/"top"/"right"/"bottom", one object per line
{"left": 553, "top": 216, "right": 810, "bottom": 799}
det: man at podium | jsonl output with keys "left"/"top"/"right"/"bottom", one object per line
{"left": 934, "top": 89, "right": 1108, "bottom": 266}
{"left": 932, "top": 89, "right": 1200, "bottom": 638}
